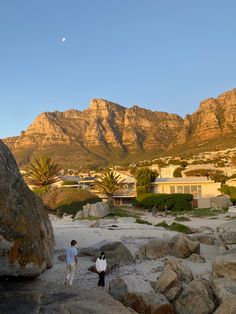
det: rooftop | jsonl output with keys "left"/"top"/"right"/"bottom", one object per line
{"left": 154, "top": 176, "right": 215, "bottom": 184}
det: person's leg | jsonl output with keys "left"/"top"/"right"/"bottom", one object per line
{"left": 69, "top": 264, "right": 76, "bottom": 286}
{"left": 101, "top": 271, "right": 105, "bottom": 287}
{"left": 65, "top": 264, "right": 71, "bottom": 285}
{"left": 98, "top": 272, "right": 102, "bottom": 286}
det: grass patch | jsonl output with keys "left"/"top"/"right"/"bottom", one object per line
{"left": 170, "top": 222, "right": 192, "bottom": 234}
{"left": 106, "top": 208, "right": 139, "bottom": 219}
{"left": 174, "top": 216, "right": 191, "bottom": 222}
{"left": 155, "top": 220, "right": 192, "bottom": 234}
{"left": 173, "top": 208, "right": 227, "bottom": 218}
{"left": 136, "top": 218, "right": 152, "bottom": 225}
{"left": 155, "top": 221, "right": 169, "bottom": 228}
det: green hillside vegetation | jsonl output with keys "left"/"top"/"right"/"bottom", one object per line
{"left": 34, "top": 187, "right": 101, "bottom": 217}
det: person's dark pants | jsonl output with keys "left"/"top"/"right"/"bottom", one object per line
{"left": 98, "top": 271, "right": 105, "bottom": 287}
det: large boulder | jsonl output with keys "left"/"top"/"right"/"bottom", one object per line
{"left": 136, "top": 238, "right": 172, "bottom": 260}
{"left": 166, "top": 257, "right": 193, "bottom": 283}
{"left": 109, "top": 278, "right": 128, "bottom": 302}
{"left": 210, "top": 196, "right": 232, "bottom": 210}
{"left": 122, "top": 292, "right": 175, "bottom": 314}
{"left": 214, "top": 296, "right": 236, "bottom": 314}
{"left": 190, "top": 233, "right": 215, "bottom": 245}
{"left": 85, "top": 241, "right": 133, "bottom": 272}
{"left": 188, "top": 253, "right": 206, "bottom": 263}
{"left": 0, "top": 140, "right": 54, "bottom": 277}
{"left": 76, "top": 201, "right": 110, "bottom": 219}
{"left": 174, "top": 278, "right": 216, "bottom": 314}
{"left": 212, "top": 277, "right": 236, "bottom": 303}
{"left": 151, "top": 264, "right": 182, "bottom": 302}
{"left": 212, "top": 253, "right": 236, "bottom": 280}
{"left": 217, "top": 221, "right": 236, "bottom": 244}
{"left": 170, "top": 234, "right": 200, "bottom": 258}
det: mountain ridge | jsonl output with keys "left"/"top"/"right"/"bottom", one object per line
{"left": 3, "top": 89, "right": 236, "bottom": 168}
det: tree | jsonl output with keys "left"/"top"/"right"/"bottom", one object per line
{"left": 134, "top": 168, "right": 158, "bottom": 196}
{"left": 24, "top": 155, "right": 61, "bottom": 187}
{"left": 173, "top": 167, "right": 184, "bottom": 177}
{"left": 95, "top": 171, "right": 123, "bottom": 206}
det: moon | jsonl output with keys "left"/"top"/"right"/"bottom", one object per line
{"left": 61, "top": 37, "right": 66, "bottom": 43}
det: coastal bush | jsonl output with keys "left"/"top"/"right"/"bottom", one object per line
{"left": 33, "top": 185, "right": 50, "bottom": 197}
{"left": 39, "top": 187, "right": 101, "bottom": 217}
{"left": 219, "top": 185, "right": 236, "bottom": 203}
{"left": 155, "top": 221, "right": 192, "bottom": 234}
{"left": 135, "top": 193, "right": 193, "bottom": 211}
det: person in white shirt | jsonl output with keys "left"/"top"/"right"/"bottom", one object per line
{"left": 64, "top": 240, "right": 79, "bottom": 286}
{"left": 95, "top": 251, "right": 107, "bottom": 287}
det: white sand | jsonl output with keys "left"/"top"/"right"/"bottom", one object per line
{"left": 41, "top": 212, "right": 235, "bottom": 293}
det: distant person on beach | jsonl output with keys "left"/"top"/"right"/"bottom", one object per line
{"left": 64, "top": 240, "right": 78, "bottom": 287}
{"left": 95, "top": 251, "right": 107, "bottom": 288}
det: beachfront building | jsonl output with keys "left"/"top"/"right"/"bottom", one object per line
{"left": 226, "top": 178, "right": 236, "bottom": 188}
{"left": 153, "top": 177, "right": 221, "bottom": 207}
{"left": 113, "top": 171, "right": 137, "bottom": 205}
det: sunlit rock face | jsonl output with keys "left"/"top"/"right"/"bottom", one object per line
{"left": 0, "top": 140, "right": 54, "bottom": 277}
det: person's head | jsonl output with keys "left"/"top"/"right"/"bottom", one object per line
{"left": 99, "top": 251, "right": 106, "bottom": 260}
{"left": 71, "top": 240, "right": 77, "bottom": 246}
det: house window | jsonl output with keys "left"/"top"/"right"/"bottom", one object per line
{"left": 184, "top": 186, "right": 191, "bottom": 194}
{"left": 170, "top": 186, "right": 175, "bottom": 193}
{"left": 191, "top": 186, "right": 198, "bottom": 196}
{"left": 176, "top": 186, "right": 183, "bottom": 193}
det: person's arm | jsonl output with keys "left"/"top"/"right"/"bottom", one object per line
{"left": 95, "top": 258, "right": 100, "bottom": 273}
{"left": 103, "top": 260, "right": 107, "bottom": 272}
{"left": 74, "top": 248, "right": 78, "bottom": 264}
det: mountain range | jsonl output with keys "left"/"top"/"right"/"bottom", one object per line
{"left": 3, "top": 88, "right": 236, "bottom": 169}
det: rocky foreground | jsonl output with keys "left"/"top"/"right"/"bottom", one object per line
{"left": 0, "top": 280, "right": 134, "bottom": 314}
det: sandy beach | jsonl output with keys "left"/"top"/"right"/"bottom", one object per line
{"left": 40, "top": 211, "right": 233, "bottom": 294}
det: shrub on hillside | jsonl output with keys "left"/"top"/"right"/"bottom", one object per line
{"left": 36, "top": 187, "right": 101, "bottom": 217}
{"left": 134, "top": 193, "right": 193, "bottom": 211}
{"left": 219, "top": 185, "right": 236, "bottom": 204}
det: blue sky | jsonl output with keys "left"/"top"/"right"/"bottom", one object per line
{"left": 1, "top": 0, "right": 236, "bottom": 137}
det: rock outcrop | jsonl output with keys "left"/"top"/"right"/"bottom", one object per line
{"left": 212, "top": 253, "right": 236, "bottom": 280}
{"left": 0, "top": 280, "right": 134, "bottom": 314}
{"left": 80, "top": 241, "right": 133, "bottom": 272}
{"left": 0, "top": 140, "right": 54, "bottom": 277}
{"left": 75, "top": 201, "right": 110, "bottom": 219}
{"left": 174, "top": 278, "right": 216, "bottom": 314}
{"left": 136, "top": 235, "right": 200, "bottom": 260}
{"left": 3, "top": 88, "right": 236, "bottom": 167}
{"left": 122, "top": 292, "right": 175, "bottom": 314}
{"left": 214, "top": 296, "right": 236, "bottom": 314}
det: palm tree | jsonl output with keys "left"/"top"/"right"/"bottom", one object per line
{"left": 95, "top": 171, "right": 123, "bottom": 206}
{"left": 24, "top": 155, "right": 61, "bottom": 187}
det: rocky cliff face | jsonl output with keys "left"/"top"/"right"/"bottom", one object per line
{"left": 171, "top": 88, "right": 236, "bottom": 153}
{"left": 3, "top": 99, "right": 184, "bottom": 167}
{"left": 0, "top": 139, "right": 54, "bottom": 277}
{"left": 3, "top": 88, "right": 236, "bottom": 167}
